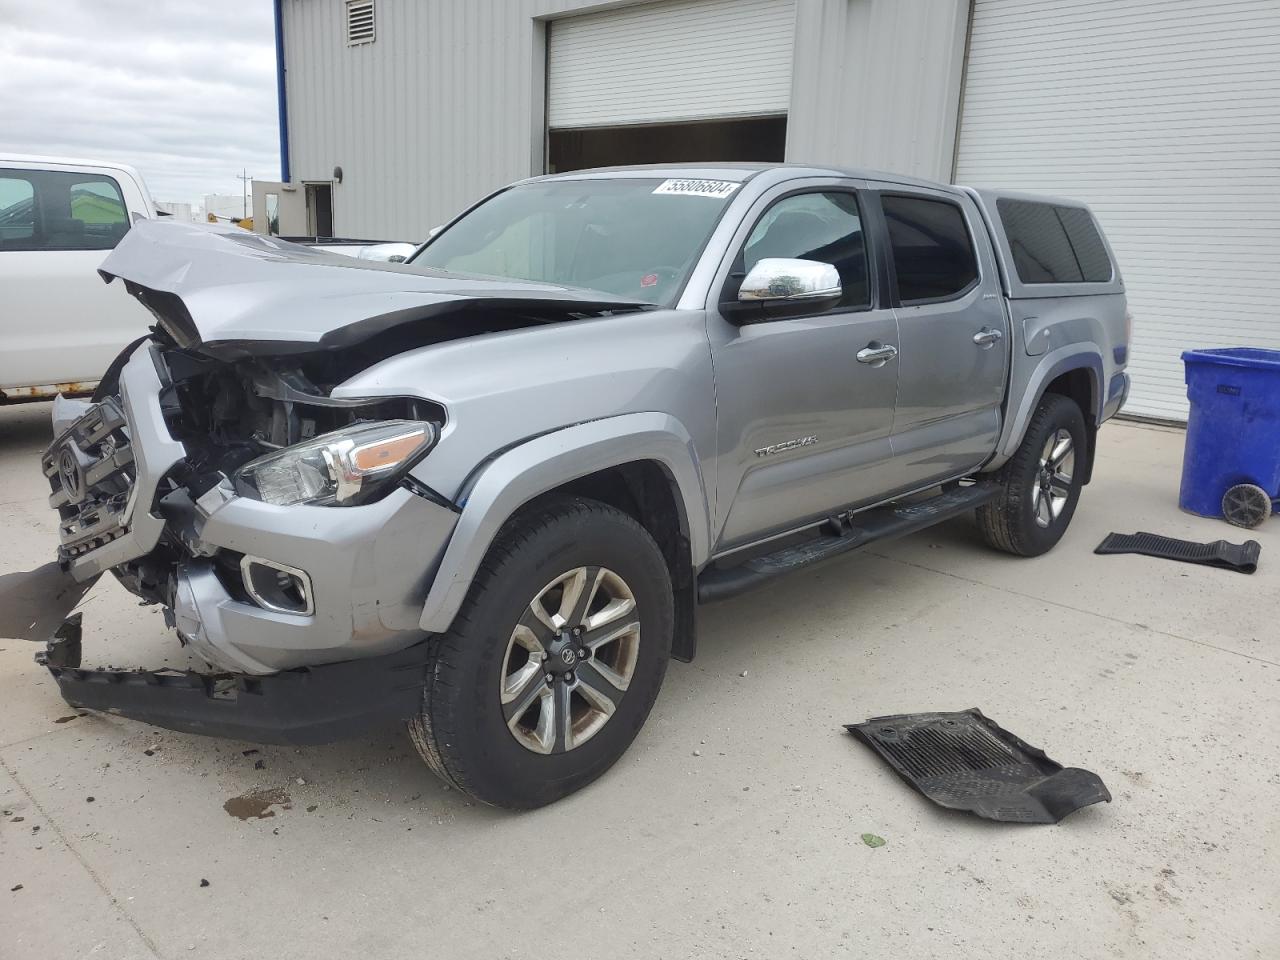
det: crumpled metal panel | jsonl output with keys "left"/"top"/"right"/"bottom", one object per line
{"left": 0, "top": 562, "right": 99, "bottom": 642}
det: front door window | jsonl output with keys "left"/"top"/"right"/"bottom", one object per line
{"left": 736, "top": 191, "right": 871, "bottom": 310}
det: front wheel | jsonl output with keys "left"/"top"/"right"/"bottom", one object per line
{"left": 408, "top": 496, "right": 673, "bottom": 809}
{"left": 977, "top": 393, "right": 1087, "bottom": 557}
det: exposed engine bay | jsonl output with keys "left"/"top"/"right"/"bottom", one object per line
{"left": 154, "top": 336, "right": 443, "bottom": 492}
{"left": 46, "top": 332, "right": 445, "bottom": 618}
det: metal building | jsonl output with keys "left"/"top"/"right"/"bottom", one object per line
{"left": 272, "top": 0, "right": 1280, "bottom": 421}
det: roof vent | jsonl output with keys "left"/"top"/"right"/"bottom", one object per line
{"left": 346, "top": 0, "right": 375, "bottom": 46}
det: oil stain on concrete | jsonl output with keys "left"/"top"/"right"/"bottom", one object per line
{"left": 223, "top": 787, "right": 293, "bottom": 820}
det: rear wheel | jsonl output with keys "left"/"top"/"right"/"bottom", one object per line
{"left": 408, "top": 496, "right": 673, "bottom": 809}
{"left": 977, "top": 393, "right": 1087, "bottom": 557}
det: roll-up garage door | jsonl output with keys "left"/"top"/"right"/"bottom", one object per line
{"left": 954, "top": 0, "right": 1280, "bottom": 420}
{"left": 547, "top": 0, "right": 796, "bottom": 130}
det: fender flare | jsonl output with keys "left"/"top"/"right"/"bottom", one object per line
{"left": 418, "top": 412, "right": 712, "bottom": 634}
{"left": 993, "top": 347, "right": 1104, "bottom": 466}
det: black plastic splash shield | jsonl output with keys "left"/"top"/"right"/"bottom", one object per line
{"left": 846, "top": 709, "right": 1110, "bottom": 824}
{"left": 1094, "top": 531, "right": 1260, "bottom": 574}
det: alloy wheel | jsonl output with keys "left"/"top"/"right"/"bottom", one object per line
{"left": 500, "top": 566, "right": 640, "bottom": 755}
{"left": 1032, "top": 428, "right": 1075, "bottom": 528}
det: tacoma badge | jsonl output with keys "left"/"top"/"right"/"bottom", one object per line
{"left": 754, "top": 435, "right": 818, "bottom": 458}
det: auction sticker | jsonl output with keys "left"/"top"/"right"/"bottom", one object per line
{"left": 652, "top": 178, "right": 740, "bottom": 199}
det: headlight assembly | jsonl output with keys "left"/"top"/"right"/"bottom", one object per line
{"left": 234, "top": 420, "right": 438, "bottom": 506}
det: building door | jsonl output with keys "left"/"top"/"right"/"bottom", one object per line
{"left": 304, "top": 182, "right": 333, "bottom": 237}
{"left": 252, "top": 181, "right": 307, "bottom": 236}
{"left": 546, "top": 0, "right": 795, "bottom": 173}
{"left": 954, "top": 0, "right": 1280, "bottom": 421}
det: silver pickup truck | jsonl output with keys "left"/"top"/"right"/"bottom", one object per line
{"left": 25, "top": 164, "right": 1129, "bottom": 808}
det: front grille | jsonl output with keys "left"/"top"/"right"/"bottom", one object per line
{"left": 42, "top": 398, "right": 138, "bottom": 559}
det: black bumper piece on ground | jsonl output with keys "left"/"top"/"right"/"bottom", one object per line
{"left": 40, "top": 640, "right": 429, "bottom": 745}
{"left": 1095, "top": 531, "right": 1260, "bottom": 574}
{"left": 847, "top": 708, "right": 1111, "bottom": 824}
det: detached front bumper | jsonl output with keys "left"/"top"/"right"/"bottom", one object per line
{"left": 42, "top": 638, "right": 430, "bottom": 745}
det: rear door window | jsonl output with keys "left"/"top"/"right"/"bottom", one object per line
{"left": 880, "top": 195, "right": 979, "bottom": 304}
{"left": 67, "top": 177, "right": 129, "bottom": 248}
{"left": 997, "top": 198, "right": 1112, "bottom": 284}
{"left": 0, "top": 169, "right": 130, "bottom": 252}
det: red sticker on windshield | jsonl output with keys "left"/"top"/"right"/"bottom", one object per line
{"left": 641, "top": 273, "right": 658, "bottom": 288}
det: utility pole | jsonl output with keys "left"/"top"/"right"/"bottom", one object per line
{"left": 236, "top": 169, "right": 252, "bottom": 220}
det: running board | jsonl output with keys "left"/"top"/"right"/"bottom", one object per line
{"left": 697, "top": 483, "right": 999, "bottom": 604}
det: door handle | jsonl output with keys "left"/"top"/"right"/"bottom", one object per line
{"left": 856, "top": 343, "right": 898, "bottom": 365}
{"left": 973, "top": 327, "right": 1004, "bottom": 346}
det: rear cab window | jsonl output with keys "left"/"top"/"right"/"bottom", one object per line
{"left": 880, "top": 194, "right": 979, "bottom": 304}
{"left": 0, "top": 168, "right": 131, "bottom": 252}
{"left": 996, "top": 198, "right": 1113, "bottom": 284}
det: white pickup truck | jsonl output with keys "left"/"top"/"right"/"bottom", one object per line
{"left": 0, "top": 155, "right": 156, "bottom": 402}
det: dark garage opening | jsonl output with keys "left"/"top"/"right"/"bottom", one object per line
{"left": 549, "top": 115, "right": 787, "bottom": 173}
{"left": 304, "top": 182, "right": 333, "bottom": 237}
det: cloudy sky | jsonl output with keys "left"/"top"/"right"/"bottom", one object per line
{"left": 0, "top": 0, "right": 280, "bottom": 206}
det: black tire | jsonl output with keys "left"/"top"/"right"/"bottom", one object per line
{"left": 977, "top": 393, "right": 1087, "bottom": 557}
{"left": 408, "top": 495, "right": 673, "bottom": 809}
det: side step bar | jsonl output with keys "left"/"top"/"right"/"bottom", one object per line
{"left": 697, "top": 483, "right": 999, "bottom": 604}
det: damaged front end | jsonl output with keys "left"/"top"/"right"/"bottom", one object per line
{"left": 27, "top": 336, "right": 457, "bottom": 741}
{"left": 70, "top": 338, "right": 447, "bottom": 613}
{"left": 17, "top": 219, "right": 651, "bottom": 742}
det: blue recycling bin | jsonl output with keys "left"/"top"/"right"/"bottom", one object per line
{"left": 1180, "top": 348, "right": 1280, "bottom": 524}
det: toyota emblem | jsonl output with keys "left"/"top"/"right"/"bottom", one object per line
{"left": 58, "top": 447, "right": 86, "bottom": 504}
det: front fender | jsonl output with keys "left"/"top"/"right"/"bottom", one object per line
{"left": 418, "top": 412, "right": 711, "bottom": 634}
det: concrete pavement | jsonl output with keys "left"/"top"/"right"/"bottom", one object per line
{"left": 1, "top": 401, "right": 1277, "bottom": 960}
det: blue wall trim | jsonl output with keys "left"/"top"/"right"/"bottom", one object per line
{"left": 273, "top": 0, "right": 291, "bottom": 183}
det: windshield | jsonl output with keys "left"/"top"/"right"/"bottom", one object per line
{"left": 409, "top": 177, "right": 739, "bottom": 306}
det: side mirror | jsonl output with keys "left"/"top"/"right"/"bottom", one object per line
{"left": 724, "top": 258, "right": 842, "bottom": 323}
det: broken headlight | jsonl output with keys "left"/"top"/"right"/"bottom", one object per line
{"left": 234, "top": 420, "right": 437, "bottom": 506}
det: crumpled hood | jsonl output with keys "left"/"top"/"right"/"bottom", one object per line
{"left": 99, "top": 219, "right": 649, "bottom": 353}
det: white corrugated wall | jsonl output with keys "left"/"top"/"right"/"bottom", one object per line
{"left": 786, "top": 0, "right": 969, "bottom": 183}
{"left": 955, "top": 0, "right": 1280, "bottom": 420}
{"left": 281, "top": 0, "right": 967, "bottom": 241}
{"left": 282, "top": 0, "right": 551, "bottom": 243}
